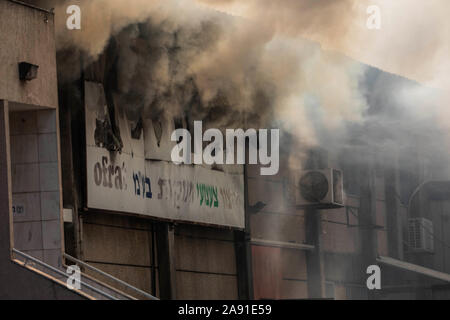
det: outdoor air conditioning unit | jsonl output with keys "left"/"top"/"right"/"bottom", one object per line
{"left": 408, "top": 218, "right": 434, "bottom": 253}
{"left": 295, "top": 169, "right": 344, "bottom": 209}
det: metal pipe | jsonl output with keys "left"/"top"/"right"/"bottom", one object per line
{"left": 12, "top": 248, "right": 119, "bottom": 300}
{"left": 251, "top": 238, "right": 315, "bottom": 251}
{"left": 377, "top": 255, "right": 450, "bottom": 283}
{"left": 63, "top": 253, "right": 158, "bottom": 300}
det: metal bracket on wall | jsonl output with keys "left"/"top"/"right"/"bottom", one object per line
{"left": 344, "top": 206, "right": 384, "bottom": 230}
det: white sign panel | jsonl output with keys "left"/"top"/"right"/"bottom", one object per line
{"left": 84, "top": 81, "right": 245, "bottom": 228}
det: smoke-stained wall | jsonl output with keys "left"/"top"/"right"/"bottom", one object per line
{"left": 0, "top": 0, "right": 58, "bottom": 108}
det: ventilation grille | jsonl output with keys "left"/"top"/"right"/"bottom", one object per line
{"left": 408, "top": 218, "right": 434, "bottom": 253}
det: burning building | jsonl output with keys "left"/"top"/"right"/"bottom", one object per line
{"left": 0, "top": 0, "right": 450, "bottom": 300}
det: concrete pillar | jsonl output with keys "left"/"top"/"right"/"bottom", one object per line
{"left": 304, "top": 148, "right": 327, "bottom": 298}
{"left": 358, "top": 158, "right": 378, "bottom": 299}
{"left": 156, "top": 223, "right": 177, "bottom": 299}
{"left": 235, "top": 163, "right": 254, "bottom": 300}
{"left": 305, "top": 207, "right": 326, "bottom": 298}
{"left": 0, "top": 100, "right": 13, "bottom": 260}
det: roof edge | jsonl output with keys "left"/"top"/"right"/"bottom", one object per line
{"left": 7, "top": 0, "right": 53, "bottom": 14}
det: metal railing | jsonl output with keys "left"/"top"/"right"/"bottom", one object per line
{"left": 12, "top": 248, "right": 119, "bottom": 300}
{"left": 63, "top": 253, "right": 158, "bottom": 300}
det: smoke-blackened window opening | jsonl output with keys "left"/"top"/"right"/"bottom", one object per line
{"left": 101, "top": 87, "right": 123, "bottom": 152}
{"left": 131, "top": 116, "right": 143, "bottom": 140}
{"left": 92, "top": 95, "right": 123, "bottom": 153}
{"left": 152, "top": 118, "right": 163, "bottom": 147}
{"left": 90, "top": 35, "right": 123, "bottom": 152}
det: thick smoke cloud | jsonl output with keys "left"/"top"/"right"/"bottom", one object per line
{"left": 26, "top": 0, "right": 368, "bottom": 141}
{"left": 24, "top": 0, "right": 449, "bottom": 175}
{"left": 198, "top": 0, "right": 450, "bottom": 173}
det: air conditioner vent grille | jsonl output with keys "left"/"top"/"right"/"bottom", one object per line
{"left": 408, "top": 218, "right": 434, "bottom": 253}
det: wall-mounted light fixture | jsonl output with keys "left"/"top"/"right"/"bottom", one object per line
{"left": 18, "top": 62, "right": 39, "bottom": 81}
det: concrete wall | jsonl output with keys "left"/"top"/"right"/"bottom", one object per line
{"left": 0, "top": 1, "right": 83, "bottom": 299}
{"left": 0, "top": 1, "right": 58, "bottom": 108}
{"left": 0, "top": 100, "right": 84, "bottom": 299}
{"left": 322, "top": 204, "right": 360, "bottom": 254}
{"left": 10, "top": 109, "right": 62, "bottom": 267}
{"left": 0, "top": 1, "right": 63, "bottom": 268}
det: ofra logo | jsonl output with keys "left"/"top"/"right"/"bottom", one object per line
{"left": 171, "top": 121, "right": 279, "bottom": 176}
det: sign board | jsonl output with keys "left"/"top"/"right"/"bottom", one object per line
{"left": 84, "top": 81, "right": 245, "bottom": 228}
